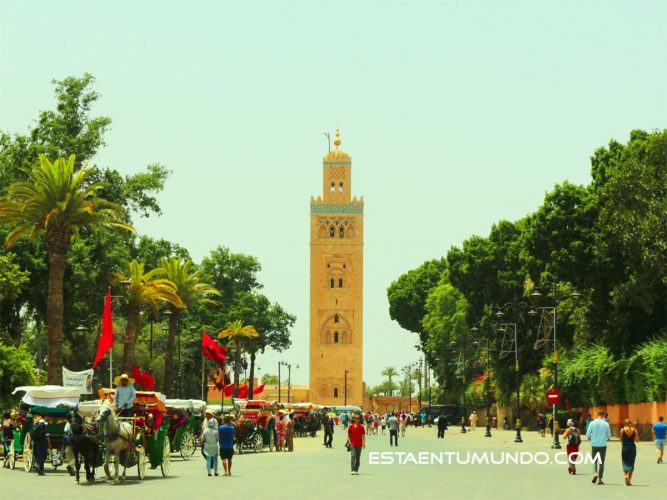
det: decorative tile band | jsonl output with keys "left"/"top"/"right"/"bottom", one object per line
{"left": 311, "top": 203, "right": 364, "bottom": 215}
{"left": 323, "top": 161, "right": 352, "bottom": 166}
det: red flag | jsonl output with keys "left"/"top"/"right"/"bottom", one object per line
{"left": 132, "top": 366, "right": 155, "bottom": 390}
{"left": 238, "top": 383, "right": 248, "bottom": 399}
{"left": 93, "top": 290, "right": 114, "bottom": 369}
{"left": 202, "top": 332, "right": 227, "bottom": 365}
{"left": 253, "top": 384, "right": 265, "bottom": 395}
{"left": 223, "top": 383, "right": 235, "bottom": 397}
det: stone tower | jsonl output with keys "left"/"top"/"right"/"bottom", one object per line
{"left": 309, "top": 130, "right": 364, "bottom": 407}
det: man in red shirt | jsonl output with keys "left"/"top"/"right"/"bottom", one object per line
{"left": 346, "top": 413, "right": 366, "bottom": 475}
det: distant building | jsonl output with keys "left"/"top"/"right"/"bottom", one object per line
{"left": 309, "top": 130, "right": 364, "bottom": 406}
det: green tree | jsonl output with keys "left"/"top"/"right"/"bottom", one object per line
{"left": 159, "top": 257, "right": 221, "bottom": 397}
{"left": 0, "top": 253, "right": 30, "bottom": 341}
{"left": 387, "top": 258, "right": 447, "bottom": 345}
{"left": 0, "top": 342, "right": 37, "bottom": 406}
{"left": 0, "top": 155, "right": 133, "bottom": 383}
{"left": 261, "top": 373, "right": 279, "bottom": 385}
{"left": 381, "top": 367, "right": 398, "bottom": 396}
{"left": 218, "top": 320, "right": 260, "bottom": 398}
{"left": 114, "top": 260, "right": 183, "bottom": 373}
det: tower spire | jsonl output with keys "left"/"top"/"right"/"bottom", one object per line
{"left": 334, "top": 128, "right": 342, "bottom": 149}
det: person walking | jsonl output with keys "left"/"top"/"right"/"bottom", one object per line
{"left": 586, "top": 410, "right": 611, "bottom": 485}
{"left": 218, "top": 416, "right": 235, "bottom": 476}
{"left": 32, "top": 413, "right": 51, "bottom": 476}
{"left": 346, "top": 413, "right": 365, "bottom": 475}
{"left": 324, "top": 414, "right": 334, "bottom": 448}
{"left": 388, "top": 412, "right": 399, "bottom": 446}
{"left": 2, "top": 411, "right": 17, "bottom": 468}
{"left": 437, "top": 415, "right": 448, "bottom": 439}
{"left": 399, "top": 412, "right": 407, "bottom": 437}
{"left": 286, "top": 414, "right": 294, "bottom": 452}
{"left": 201, "top": 418, "right": 219, "bottom": 476}
{"left": 653, "top": 416, "right": 666, "bottom": 464}
{"left": 620, "top": 419, "right": 639, "bottom": 486}
{"left": 276, "top": 413, "right": 286, "bottom": 452}
{"left": 537, "top": 413, "right": 546, "bottom": 437}
{"left": 469, "top": 411, "right": 478, "bottom": 431}
{"left": 373, "top": 414, "right": 379, "bottom": 435}
{"left": 380, "top": 416, "right": 386, "bottom": 435}
{"left": 562, "top": 418, "right": 581, "bottom": 474}
{"left": 340, "top": 411, "right": 349, "bottom": 429}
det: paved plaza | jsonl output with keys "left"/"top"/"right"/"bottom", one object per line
{"left": 3, "top": 427, "right": 666, "bottom": 499}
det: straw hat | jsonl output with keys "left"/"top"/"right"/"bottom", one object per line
{"left": 113, "top": 373, "right": 135, "bottom": 386}
{"left": 204, "top": 408, "right": 214, "bottom": 416}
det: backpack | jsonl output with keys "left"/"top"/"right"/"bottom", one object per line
{"left": 568, "top": 428, "right": 581, "bottom": 446}
{"left": 30, "top": 422, "right": 47, "bottom": 441}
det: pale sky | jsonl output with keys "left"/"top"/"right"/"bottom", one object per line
{"left": 2, "top": 0, "right": 666, "bottom": 386}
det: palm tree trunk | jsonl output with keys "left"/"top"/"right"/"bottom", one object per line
{"left": 46, "top": 236, "right": 68, "bottom": 384}
{"left": 248, "top": 351, "right": 256, "bottom": 400}
{"left": 163, "top": 310, "right": 178, "bottom": 397}
{"left": 122, "top": 304, "right": 140, "bottom": 374}
{"left": 233, "top": 339, "right": 241, "bottom": 398}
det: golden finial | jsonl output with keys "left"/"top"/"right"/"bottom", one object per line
{"left": 333, "top": 128, "right": 342, "bottom": 148}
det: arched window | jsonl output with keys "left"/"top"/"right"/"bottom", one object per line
{"left": 339, "top": 226, "right": 345, "bottom": 238}
{"left": 334, "top": 331, "right": 339, "bottom": 343}
{"left": 330, "top": 278, "right": 335, "bottom": 288}
{"left": 334, "top": 314, "right": 339, "bottom": 324}
{"left": 329, "top": 226, "right": 335, "bottom": 238}
{"left": 320, "top": 386, "right": 328, "bottom": 398}
{"left": 339, "top": 278, "right": 343, "bottom": 288}
{"left": 339, "top": 182, "right": 344, "bottom": 193}
{"left": 330, "top": 182, "right": 335, "bottom": 193}
{"left": 333, "top": 388, "right": 339, "bottom": 398}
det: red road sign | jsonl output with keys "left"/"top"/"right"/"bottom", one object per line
{"left": 546, "top": 388, "right": 561, "bottom": 405}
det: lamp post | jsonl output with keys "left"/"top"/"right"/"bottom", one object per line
{"left": 496, "top": 298, "right": 530, "bottom": 444}
{"left": 531, "top": 282, "right": 580, "bottom": 450}
{"left": 472, "top": 326, "right": 492, "bottom": 438}
{"left": 344, "top": 369, "right": 349, "bottom": 405}
{"left": 279, "top": 362, "right": 296, "bottom": 403}
{"left": 417, "top": 359, "right": 423, "bottom": 412}
{"left": 278, "top": 362, "right": 282, "bottom": 403}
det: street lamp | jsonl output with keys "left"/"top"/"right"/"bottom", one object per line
{"left": 344, "top": 369, "right": 349, "bottom": 405}
{"left": 279, "top": 362, "right": 297, "bottom": 403}
{"left": 531, "top": 281, "right": 580, "bottom": 450}
{"left": 496, "top": 298, "right": 530, "bottom": 444}
{"left": 472, "top": 325, "right": 492, "bottom": 438}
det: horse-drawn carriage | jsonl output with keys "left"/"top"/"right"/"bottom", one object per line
{"left": 98, "top": 388, "right": 171, "bottom": 482}
{"left": 164, "top": 399, "right": 206, "bottom": 460}
{"left": 234, "top": 399, "right": 276, "bottom": 453}
{"left": 8, "top": 386, "right": 82, "bottom": 472}
{"left": 289, "top": 403, "right": 322, "bottom": 438}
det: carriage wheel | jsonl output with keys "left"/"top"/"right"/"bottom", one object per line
{"left": 8, "top": 439, "right": 16, "bottom": 469}
{"left": 160, "top": 437, "right": 170, "bottom": 477}
{"left": 253, "top": 433, "right": 263, "bottom": 453}
{"left": 23, "top": 434, "right": 33, "bottom": 472}
{"left": 180, "top": 431, "right": 195, "bottom": 460}
{"left": 137, "top": 447, "right": 146, "bottom": 480}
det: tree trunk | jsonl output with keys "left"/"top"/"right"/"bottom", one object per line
{"left": 233, "top": 339, "right": 241, "bottom": 398}
{"left": 122, "top": 304, "right": 140, "bottom": 374}
{"left": 248, "top": 351, "right": 256, "bottom": 400}
{"left": 163, "top": 310, "right": 179, "bottom": 397}
{"left": 46, "top": 235, "right": 68, "bottom": 385}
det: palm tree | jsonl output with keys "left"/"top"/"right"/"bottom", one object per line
{"left": 159, "top": 257, "right": 220, "bottom": 397}
{"left": 114, "top": 260, "right": 183, "bottom": 374}
{"left": 218, "top": 320, "right": 259, "bottom": 398}
{"left": 381, "top": 366, "right": 399, "bottom": 396}
{"left": 0, "top": 155, "right": 133, "bottom": 383}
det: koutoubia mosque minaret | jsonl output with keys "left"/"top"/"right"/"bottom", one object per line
{"left": 309, "top": 129, "right": 364, "bottom": 407}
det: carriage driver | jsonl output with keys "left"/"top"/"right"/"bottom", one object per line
{"left": 114, "top": 373, "right": 136, "bottom": 417}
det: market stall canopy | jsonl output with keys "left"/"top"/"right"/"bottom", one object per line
{"left": 13, "top": 385, "right": 82, "bottom": 408}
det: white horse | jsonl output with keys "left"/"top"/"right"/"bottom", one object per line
{"left": 97, "top": 405, "right": 133, "bottom": 484}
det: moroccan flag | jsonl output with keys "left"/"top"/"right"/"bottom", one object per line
{"left": 93, "top": 290, "right": 113, "bottom": 369}
{"left": 132, "top": 366, "right": 155, "bottom": 390}
{"left": 202, "top": 332, "right": 227, "bottom": 365}
{"left": 238, "top": 383, "right": 248, "bottom": 399}
{"left": 223, "top": 383, "right": 235, "bottom": 397}
{"left": 253, "top": 384, "right": 266, "bottom": 395}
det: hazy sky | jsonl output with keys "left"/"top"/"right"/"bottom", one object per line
{"left": 2, "top": 1, "right": 666, "bottom": 386}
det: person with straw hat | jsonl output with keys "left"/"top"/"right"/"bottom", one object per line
{"left": 113, "top": 373, "right": 136, "bottom": 417}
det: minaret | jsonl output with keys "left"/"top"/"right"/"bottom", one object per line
{"left": 309, "top": 129, "right": 364, "bottom": 406}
